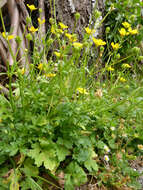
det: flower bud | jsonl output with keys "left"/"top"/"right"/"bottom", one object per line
{"left": 49, "top": 18, "right": 54, "bottom": 25}
{"left": 116, "top": 53, "right": 120, "bottom": 59}
{"left": 26, "top": 33, "right": 33, "bottom": 41}
{"left": 94, "top": 10, "right": 101, "bottom": 19}
{"left": 100, "top": 46, "right": 104, "bottom": 52}
{"left": 132, "top": 47, "right": 140, "bottom": 54}
{"left": 110, "top": 3, "right": 115, "bottom": 11}
{"left": 26, "top": 17, "right": 31, "bottom": 24}
{"left": 138, "top": 56, "right": 143, "bottom": 61}
{"left": 15, "top": 36, "right": 22, "bottom": 44}
{"left": 39, "top": 8, "right": 42, "bottom": 13}
{"left": 106, "top": 27, "right": 110, "bottom": 34}
{"left": 130, "top": 15, "right": 136, "bottom": 22}
{"left": 74, "top": 12, "right": 80, "bottom": 20}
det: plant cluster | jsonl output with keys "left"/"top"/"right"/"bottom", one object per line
{"left": 0, "top": 2, "right": 143, "bottom": 190}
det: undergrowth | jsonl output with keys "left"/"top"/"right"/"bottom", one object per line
{"left": 0, "top": 1, "right": 143, "bottom": 189}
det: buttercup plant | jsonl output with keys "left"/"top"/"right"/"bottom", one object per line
{"left": 0, "top": 2, "right": 143, "bottom": 190}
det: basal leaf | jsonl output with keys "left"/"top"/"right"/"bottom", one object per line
{"left": 39, "top": 151, "right": 58, "bottom": 171}
{"left": 84, "top": 159, "right": 98, "bottom": 173}
{"left": 56, "top": 145, "right": 70, "bottom": 162}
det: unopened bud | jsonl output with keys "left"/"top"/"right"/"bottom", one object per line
{"left": 100, "top": 46, "right": 104, "bottom": 52}
{"left": 74, "top": 12, "right": 80, "bottom": 20}
{"left": 26, "top": 17, "right": 31, "bottom": 24}
{"left": 116, "top": 53, "right": 120, "bottom": 59}
{"left": 106, "top": 27, "right": 110, "bottom": 34}
{"left": 49, "top": 18, "right": 54, "bottom": 25}
{"left": 138, "top": 56, "right": 143, "bottom": 61}
{"left": 132, "top": 47, "right": 140, "bottom": 54}
{"left": 26, "top": 33, "right": 33, "bottom": 41}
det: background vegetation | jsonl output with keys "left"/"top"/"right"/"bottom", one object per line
{"left": 0, "top": 0, "right": 143, "bottom": 189}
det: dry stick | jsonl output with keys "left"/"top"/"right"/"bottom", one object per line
{"left": 7, "top": 0, "right": 19, "bottom": 66}
{"left": 0, "top": 40, "right": 7, "bottom": 66}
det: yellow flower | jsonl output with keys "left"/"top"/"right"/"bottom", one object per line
{"left": 7, "top": 35, "right": 14, "bottom": 40}
{"left": 119, "top": 77, "right": 126, "bottom": 82}
{"left": 51, "top": 25, "right": 56, "bottom": 34}
{"left": 38, "top": 18, "right": 45, "bottom": 25}
{"left": 119, "top": 28, "right": 126, "bottom": 36}
{"left": 2, "top": 32, "right": 14, "bottom": 40}
{"left": 85, "top": 27, "right": 96, "bottom": 35}
{"left": 107, "top": 66, "right": 114, "bottom": 71}
{"left": 128, "top": 28, "right": 138, "bottom": 35}
{"left": 0, "top": 118, "right": 2, "bottom": 123}
{"left": 45, "top": 73, "right": 56, "bottom": 77}
{"left": 21, "top": 68, "right": 25, "bottom": 75}
{"left": 77, "top": 87, "right": 88, "bottom": 95}
{"left": 122, "top": 64, "right": 131, "bottom": 69}
{"left": 59, "top": 22, "right": 68, "bottom": 29}
{"left": 138, "top": 144, "right": 143, "bottom": 150}
{"left": 122, "top": 22, "right": 131, "bottom": 28}
{"left": 27, "top": 4, "right": 37, "bottom": 11}
{"left": 111, "top": 42, "right": 120, "bottom": 50}
{"left": 73, "top": 42, "right": 83, "bottom": 48}
{"left": 29, "top": 26, "right": 38, "bottom": 33}
{"left": 38, "top": 63, "right": 43, "bottom": 70}
{"left": 92, "top": 37, "right": 106, "bottom": 47}
{"left": 2, "top": 32, "right": 6, "bottom": 38}
{"left": 56, "top": 29, "right": 63, "bottom": 34}
{"left": 65, "top": 33, "right": 77, "bottom": 42}
{"left": 54, "top": 51, "right": 61, "bottom": 57}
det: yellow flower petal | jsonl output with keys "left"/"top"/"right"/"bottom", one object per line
{"left": 111, "top": 42, "right": 120, "bottom": 50}
{"left": 54, "top": 51, "right": 61, "bottom": 57}
{"left": 85, "top": 27, "right": 96, "bottom": 35}
{"left": 119, "top": 28, "right": 126, "bottom": 36}
{"left": 77, "top": 87, "right": 88, "bottom": 95}
{"left": 119, "top": 77, "right": 126, "bottom": 82}
{"left": 45, "top": 73, "right": 56, "bottom": 77}
{"left": 65, "top": 33, "right": 77, "bottom": 42}
{"left": 2, "top": 32, "right": 6, "bottom": 38}
{"left": 122, "top": 64, "right": 131, "bottom": 68}
{"left": 29, "top": 26, "right": 38, "bottom": 33}
{"left": 21, "top": 68, "right": 25, "bottom": 75}
{"left": 73, "top": 42, "right": 83, "bottom": 48}
{"left": 59, "top": 22, "right": 68, "bottom": 29}
{"left": 129, "top": 28, "right": 138, "bottom": 35}
{"left": 38, "top": 18, "right": 45, "bottom": 25}
{"left": 38, "top": 63, "right": 43, "bottom": 70}
{"left": 92, "top": 37, "right": 106, "bottom": 47}
{"left": 107, "top": 66, "right": 114, "bottom": 71}
{"left": 122, "top": 22, "right": 131, "bottom": 28}
{"left": 8, "top": 35, "right": 14, "bottom": 40}
{"left": 27, "top": 4, "right": 37, "bottom": 11}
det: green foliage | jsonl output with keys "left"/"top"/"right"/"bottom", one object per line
{"left": 0, "top": 2, "right": 143, "bottom": 189}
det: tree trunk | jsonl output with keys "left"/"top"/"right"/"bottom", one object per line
{"left": 45, "top": 0, "right": 105, "bottom": 37}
